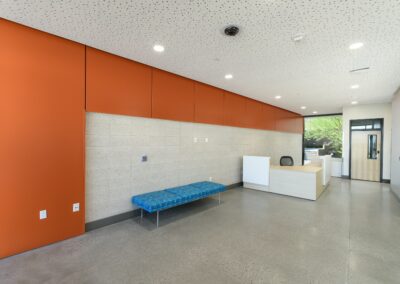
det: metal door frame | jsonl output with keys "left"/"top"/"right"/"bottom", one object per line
{"left": 349, "top": 118, "right": 384, "bottom": 182}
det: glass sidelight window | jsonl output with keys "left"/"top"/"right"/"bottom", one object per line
{"left": 367, "top": 134, "right": 378, "bottom": 159}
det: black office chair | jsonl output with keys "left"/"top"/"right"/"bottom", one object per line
{"left": 280, "top": 156, "right": 294, "bottom": 166}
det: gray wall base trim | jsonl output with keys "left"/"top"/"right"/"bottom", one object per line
{"left": 226, "top": 182, "right": 243, "bottom": 190}
{"left": 341, "top": 175, "right": 390, "bottom": 184}
{"left": 85, "top": 209, "right": 140, "bottom": 232}
{"left": 85, "top": 182, "right": 243, "bottom": 232}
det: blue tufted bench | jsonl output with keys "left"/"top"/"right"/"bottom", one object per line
{"left": 131, "top": 181, "right": 225, "bottom": 228}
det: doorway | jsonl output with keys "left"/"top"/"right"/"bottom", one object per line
{"left": 350, "top": 119, "right": 383, "bottom": 182}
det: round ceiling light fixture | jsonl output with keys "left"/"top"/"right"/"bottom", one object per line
{"left": 153, "top": 44, "right": 165, "bottom": 52}
{"left": 224, "top": 25, "right": 240, "bottom": 36}
{"left": 300, "top": 106, "right": 307, "bottom": 110}
{"left": 349, "top": 42, "right": 364, "bottom": 50}
{"left": 224, "top": 74, "right": 233, "bottom": 80}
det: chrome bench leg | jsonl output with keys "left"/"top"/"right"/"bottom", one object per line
{"left": 156, "top": 211, "right": 159, "bottom": 228}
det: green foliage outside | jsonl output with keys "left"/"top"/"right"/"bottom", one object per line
{"left": 304, "top": 116, "right": 343, "bottom": 158}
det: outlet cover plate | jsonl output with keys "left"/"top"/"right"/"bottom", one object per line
{"left": 73, "top": 203, "right": 80, "bottom": 212}
{"left": 39, "top": 210, "right": 47, "bottom": 220}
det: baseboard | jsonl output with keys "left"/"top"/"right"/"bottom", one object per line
{"left": 85, "top": 209, "right": 141, "bottom": 232}
{"left": 85, "top": 182, "right": 243, "bottom": 232}
{"left": 341, "top": 175, "right": 390, "bottom": 184}
{"left": 226, "top": 182, "right": 243, "bottom": 190}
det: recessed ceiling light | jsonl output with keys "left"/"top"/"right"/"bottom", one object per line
{"left": 351, "top": 101, "right": 358, "bottom": 105}
{"left": 349, "top": 42, "right": 364, "bottom": 50}
{"left": 312, "top": 111, "right": 318, "bottom": 114}
{"left": 275, "top": 95, "right": 282, "bottom": 99}
{"left": 153, "top": 44, "right": 165, "bottom": 52}
{"left": 300, "top": 106, "right": 307, "bottom": 110}
{"left": 224, "top": 74, "right": 233, "bottom": 80}
{"left": 350, "top": 84, "right": 360, "bottom": 89}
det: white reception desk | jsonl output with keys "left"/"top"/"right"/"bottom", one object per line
{"left": 243, "top": 156, "right": 270, "bottom": 191}
{"left": 242, "top": 156, "right": 324, "bottom": 201}
{"left": 269, "top": 165, "right": 323, "bottom": 201}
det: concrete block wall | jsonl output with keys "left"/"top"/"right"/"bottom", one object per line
{"left": 86, "top": 112, "right": 303, "bottom": 222}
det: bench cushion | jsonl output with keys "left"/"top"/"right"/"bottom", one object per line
{"left": 166, "top": 186, "right": 208, "bottom": 201}
{"left": 132, "top": 190, "right": 183, "bottom": 213}
{"left": 190, "top": 181, "right": 225, "bottom": 195}
{"left": 132, "top": 181, "right": 226, "bottom": 213}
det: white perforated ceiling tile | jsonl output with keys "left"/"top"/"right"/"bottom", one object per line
{"left": 1, "top": 0, "right": 400, "bottom": 114}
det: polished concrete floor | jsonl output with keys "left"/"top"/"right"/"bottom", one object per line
{"left": 1, "top": 178, "right": 400, "bottom": 283}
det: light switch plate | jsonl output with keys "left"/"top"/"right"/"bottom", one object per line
{"left": 72, "top": 203, "right": 80, "bottom": 212}
{"left": 39, "top": 210, "right": 47, "bottom": 220}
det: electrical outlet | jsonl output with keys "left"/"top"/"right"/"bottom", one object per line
{"left": 72, "top": 203, "right": 80, "bottom": 212}
{"left": 142, "top": 155, "right": 148, "bottom": 162}
{"left": 39, "top": 210, "right": 47, "bottom": 220}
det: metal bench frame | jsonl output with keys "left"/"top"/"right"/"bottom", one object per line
{"left": 140, "top": 192, "right": 221, "bottom": 228}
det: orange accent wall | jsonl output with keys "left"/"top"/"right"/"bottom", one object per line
{"left": 223, "top": 91, "right": 247, "bottom": 127}
{"left": 245, "top": 99, "right": 265, "bottom": 129}
{"left": 275, "top": 108, "right": 304, "bottom": 133}
{"left": 194, "top": 83, "right": 224, "bottom": 125}
{"left": 0, "top": 19, "right": 85, "bottom": 258}
{"left": 152, "top": 69, "right": 195, "bottom": 122}
{"left": 262, "top": 104, "right": 277, "bottom": 130}
{"left": 86, "top": 47, "right": 152, "bottom": 117}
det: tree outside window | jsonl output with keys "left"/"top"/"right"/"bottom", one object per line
{"left": 304, "top": 115, "right": 342, "bottom": 159}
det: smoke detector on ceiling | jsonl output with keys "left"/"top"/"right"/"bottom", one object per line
{"left": 224, "top": 25, "right": 240, "bottom": 36}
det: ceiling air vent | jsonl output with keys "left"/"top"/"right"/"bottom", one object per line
{"left": 350, "top": 67, "right": 370, "bottom": 73}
